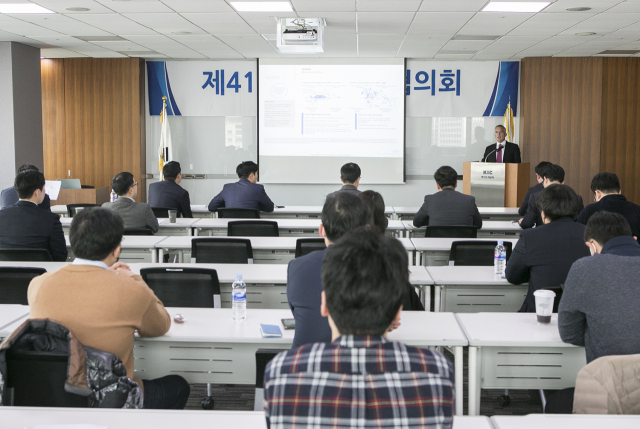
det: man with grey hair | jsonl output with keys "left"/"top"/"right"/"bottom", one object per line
{"left": 482, "top": 124, "right": 521, "bottom": 163}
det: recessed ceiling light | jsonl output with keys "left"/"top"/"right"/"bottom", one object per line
{"left": 172, "top": 31, "right": 191, "bottom": 35}
{"left": 567, "top": 7, "right": 591, "bottom": 12}
{"left": 0, "top": 4, "right": 55, "bottom": 13}
{"left": 230, "top": 2, "right": 293, "bottom": 12}
{"left": 66, "top": 7, "right": 90, "bottom": 12}
{"left": 575, "top": 32, "right": 596, "bottom": 36}
{"left": 482, "top": 2, "right": 550, "bottom": 13}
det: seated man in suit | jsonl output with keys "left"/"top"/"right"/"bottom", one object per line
{"left": 265, "top": 229, "right": 454, "bottom": 429}
{"left": 326, "top": 162, "right": 361, "bottom": 199}
{"left": 208, "top": 161, "right": 274, "bottom": 213}
{"left": 506, "top": 184, "right": 590, "bottom": 312}
{"left": 577, "top": 172, "right": 640, "bottom": 240}
{"left": 520, "top": 164, "right": 584, "bottom": 229}
{"left": 546, "top": 212, "right": 640, "bottom": 414}
{"left": 28, "top": 208, "right": 190, "bottom": 409}
{"left": 148, "top": 161, "right": 193, "bottom": 218}
{"left": 0, "top": 170, "right": 66, "bottom": 261}
{"left": 413, "top": 165, "right": 483, "bottom": 229}
{"left": 102, "top": 172, "right": 158, "bottom": 233}
{"left": 482, "top": 125, "right": 521, "bottom": 163}
{"left": 1, "top": 163, "right": 51, "bottom": 210}
{"left": 518, "top": 161, "right": 550, "bottom": 217}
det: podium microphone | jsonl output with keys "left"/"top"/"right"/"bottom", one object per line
{"left": 483, "top": 144, "right": 504, "bottom": 162}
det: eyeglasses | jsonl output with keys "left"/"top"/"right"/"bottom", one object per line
{"left": 131, "top": 181, "right": 138, "bottom": 188}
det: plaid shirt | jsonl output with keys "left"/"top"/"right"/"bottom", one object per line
{"left": 264, "top": 335, "right": 455, "bottom": 429}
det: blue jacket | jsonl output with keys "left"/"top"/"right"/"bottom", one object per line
{"left": 1, "top": 186, "right": 51, "bottom": 211}
{"left": 148, "top": 180, "right": 192, "bottom": 218}
{"left": 0, "top": 200, "right": 67, "bottom": 261}
{"left": 287, "top": 249, "right": 331, "bottom": 349}
{"left": 577, "top": 194, "right": 640, "bottom": 241}
{"left": 208, "top": 179, "right": 274, "bottom": 213}
{"left": 601, "top": 236, "right": 640, "bottom": 256}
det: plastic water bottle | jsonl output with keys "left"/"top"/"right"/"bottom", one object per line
{"left": 232, "top": 274, "right": 246, "bottom": 321}
{"left": 110, "top": 189, "right": 117, "bottom": 203}
{"left": 494, "top": 240, "right": 507, "bottom": 278}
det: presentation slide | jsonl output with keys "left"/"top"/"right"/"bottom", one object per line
{"left": 258, "top": 59, "right": 405, "bottom": 184}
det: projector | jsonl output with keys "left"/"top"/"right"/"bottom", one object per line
{"left": 277, "top": 18, "right": 325, "bottom": 54}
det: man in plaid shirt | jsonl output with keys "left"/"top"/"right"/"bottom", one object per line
{"left": 264, "top": 228, "right": 455, "bottom": 428}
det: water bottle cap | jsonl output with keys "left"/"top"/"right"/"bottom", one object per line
{"left": 497, "top": 240, "right": 504, "bottom": 245}
{"left": 235, "top": 274, "right": 242, "bottom": 280}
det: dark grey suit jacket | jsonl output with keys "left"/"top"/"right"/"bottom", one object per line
{"left": 413, "top": 188, "right": 483, "bottom": 229}
{"left": 102, "top": 197, "right": 159, "bottom": 233}
{"left": 207, "top": 178, "right": 274, "bottom": 213}
{"left": 326, "top": 184, "right": 361, "bottom": 200}
{"left": 148, "top": 180, "right": 192, "bottom": 218}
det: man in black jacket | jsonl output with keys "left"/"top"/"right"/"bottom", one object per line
{"left": 0, "top": 170, "right": 67, "bottom": 261}
{"left": 148, "top": 161, "right": 193, "bottom": 218}
{"left": 0, "top": 164, "right": 51, "bottom": 210}
{"left": 506, "top": 184, "right": 590, "bottom": 312}
{"left": 577, "top": 172, "right": 640, "bottom": 241}
{"left": 481, "top": 125, "right": 521, "bottom": 163}
{"left": 518, "top": 161, "right": 550, "bottom": 217}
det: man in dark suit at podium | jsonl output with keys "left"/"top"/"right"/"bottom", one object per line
{"left": 482, "top": 125, "right": 521, "bottom": 163}
{"left": 148, "top": 161, "right": 192, "bottom": 218}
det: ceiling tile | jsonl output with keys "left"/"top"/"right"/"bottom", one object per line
{"left": 166, "top": 34, "right": 229, "bottom": 49}
{"left": 409, "top": 12, "right": 475, "bottom": 35}
{"left": 215, "top": 34, "right": 278, "bottom": 57}
{"left": 441, "top": 39, "right": 496, "bottom": 51}
{"left": 420, "top": 0, "right": 487, "bottom": 12}
{"left": 40, "top": 48, "right": 88, "bottom": 57}
{"left": 357, "top": 0, "right": 422, "bottom": 12}
{"left": 291, "top": 0, "right": 355, "bottom": 12}
{"left": 398, "top": 35, "right": 447, "bottom": 57}
{"left": 0, "top": 15, "right": 64, "bottom": 37}
{"left": 182, "top": 13, "right": 257, "bottom": 34}
{"left": 88, "top": 40, "right": 152, "bottom": 51}
{"left": 196, "top": 49, "right": 244, "bottom": 58}
{"left": 160, "top": 0, "right": 235, "bottom": 13}
{"left": 95, "top": 0, "right": 173, "bottom": 13}
{"left": 357, "top": 11, "right": 414, "bottom": 34}
{"left": 458, "top": 12, "right": 535, "bottom": 36}
{"left": 434, "top": 53, "right": 475, "bottom": 59}
{"left": 71, "top": 14, "right": 159, "bottom": 35}
{"left": 7, "top": 14, "right": 113, "bottom": 36}
{"left": 320, "top": 33, "right": 357, "bottom": 56}
{"left": 542, "top": 0, "right": 622, "bottom": 14}
{"left": 122, "top": 12, "right": 208, "bottom": 35}
{"left": 606, "top": 2, "right": 640, "bottom": 13}
{"left": 357, "top": 34, "right": 405, "bottom": 56}
{"left": 508, "top": 12, "right": 596, "bottom": 36}
{"left": 559, "top": 13, "right": 640, "bottom": 35}
{"left": 33, "top": 0, "right": 115, "bottom": 14}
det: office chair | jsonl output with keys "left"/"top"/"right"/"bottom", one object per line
{"left": 425, "top": 225, "right": 478, "bottom": 238}
{"left": 295, "top": 238, "right": 326, "bottom": 258}
{"left": 448, "top": 241, "right": 513, "bottom": 266}
{"left": 217, "top": 208, "right": 260, "bottom": 219}
{"left": 139, "top": 267, "right": 222, "bottom": 409}
{"left": 123, "top": 228, "right": 154, "bottom": 236}
{"left": 228, "top": 221, "right": 279, "bottom": 237}
{"left": 0, "top": 267, "right": 47, "bottom": 305}
{"left": 151, "top": 207, "right": 175, "bottom": 218}
{"left": 0, "top": 248, "right": 53, "bottom": 262}
{"left": 67, "top": 204, "right": 99, "bottom": 218}
{"left": 191, "top": 238, "right": 253, "bottom": 264}
{"left": 253, "top": 349, "right": 283, "bottom": 411}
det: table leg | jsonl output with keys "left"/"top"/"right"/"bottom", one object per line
{"left": 468, "top": 346, "right": 479, "bottom": 416}
{"left": 151, "top": 249, "right": 158, "bottom": 264}
{"left": 434, "top": 285, "right": 441, "bottom": 312}
{"left": 188, "top": 227, "right": 193, "bottom": 237}
{"left": 407, "top": 250, "right": 413, "bottom": 265}
{"left": 158, "top": 248, "right": 164, "bottom": 264}
{"left": 454, "top": 346, "right": 463, "bottom": 416}
{"left": 194, "top": 228, "right": 199, "bottom": 237}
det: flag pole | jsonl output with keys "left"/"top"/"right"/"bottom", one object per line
{"left": 159, "top": 96, "right": 167, "bottom": 180}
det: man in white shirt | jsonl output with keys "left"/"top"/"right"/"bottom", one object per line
{"left": 482, "top": 125, "right": 521, "bottom": 163}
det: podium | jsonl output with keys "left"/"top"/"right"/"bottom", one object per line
{"left": 52, "top": 187, "right": 110, "bottom": 206}
{"left": 463, "top": 162, "right": 530, "bottom": 208}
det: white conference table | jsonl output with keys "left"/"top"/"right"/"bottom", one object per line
{"left": 457, "top": 313, "right": 586, "bottom": 416}
{"left": 0, "top": 304, "right": 29, "bottom": 333}
{"left": 394, "top": 206, "right": 521, "bottom": 221}
{"left": 135, "top": 307, "right": 467, "bottom": 416}
{"left": 412, "top": 237, "right": 519, "bottom": 266}
{"left": 403, "top": 220, "right": 522, "bottom": 238}
{"left": 491, "top": 414, "right": 640, "bottom": 429}
{"left": 65, "top": 235, "right": 167, "bottom": 263}
{"left": 427, "top": 266, "right": 527, "bottom": 313}
{"left": 157, "top": 218, "right": 199, "bottom": 236}
{"left": 259, "top": 205, "right": 395, "bottom": 219}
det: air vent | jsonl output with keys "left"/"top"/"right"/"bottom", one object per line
{"left": 75, "top": 36, "right": 126, "bottom": 42}
{"left": 452, "top": 35, "right": 500, "bottom": 41}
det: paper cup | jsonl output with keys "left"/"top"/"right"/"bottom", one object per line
{"left": 168, "top": 210, "right": 177, "bottom": 223}
{"left": 533, "top": 289, "right": 555, "bottom": 323}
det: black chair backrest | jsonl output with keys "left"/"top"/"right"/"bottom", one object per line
{"left": 228, "top": 221, "right": 279, "bottom": 237}
{"left": 425, "top": 225, "right": 478, "bottom": 238}
{"left": 295, "top": 238, "right": 326, "bottom": 258}
{"left": 217, "top": 208, "right": 260, "bottom": 219}
{"left": 151, "top": 207, "right": 175, "bottom": 218}
{"left": 0, "top": 267, "right": 47, "bottom": 305}
{"left": 191, "top": 238, "right": 253, "bottom": 264}
{"left": 542, "top": 286, "right": 564, "bottom": 313}
{"left": 255, "top": 349, "right": 283, "bottom": 388}
{"left": 123, "top": 228, "right": 154, "bottom": 236}
{"left": 449, "top": 241, "right": 513, "bottom": 266}
{"left": 80, "top": 185, "right": 95, "bottom": 189}
{"left": 67, "top": 204, "right": 99, "bottom": 218}
{"left": 140, "top": 267, "right": 221, "bottom": 308}
{"left": 5, "top": 349, "right": 88, "bottom": 407}
{"left": 0, "top": 248, "right": 53, "bottom": 262}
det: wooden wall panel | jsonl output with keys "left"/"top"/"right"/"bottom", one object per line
{"left": 520, "top": 58, "right": 603, "bottom": 204}
{"left": 41, "top": 58, "right": 146, "bottom": 201}
{"left": 600, "top": 58, "right": 640, "bottom": 205}
{"left": 41, "top": 59, "right": 65, "bottom": 180}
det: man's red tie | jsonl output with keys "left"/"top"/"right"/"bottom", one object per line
{"left": 497, "top": 146, "right": 503, "bottom": 163}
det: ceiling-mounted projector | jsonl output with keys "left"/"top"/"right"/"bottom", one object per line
{"left": 277, "top": 18, "right": 325, "bottom": 54}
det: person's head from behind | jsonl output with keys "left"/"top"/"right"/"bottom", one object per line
{"left": 320, "top": 192, "right": 369, "bottom": 245}
{"left": 321, "top": 228, "right": 407, "bottom": 338}
{"left": 236, "top": 161, "right": 259, "bottom": 183}
{"left": 434, "top": 166, "right": 457, "bottom": 191}
{"left": 584, "top": 211, "right": 634, "bottom": 255}
{"left": 70, "top": 208, "right": 124, "bottom": 265}
{"left": 112, "top": 172, "right": 137, "bottom": 198}
{"left": 542, "top": 164, "right": 565, "bottom": 187}
{"left": 359, "top": 190, "right": 388, "bottom": 234}
{"left": 494, "top": 125, "right": 507, "bottom": 143}
{"left": 536, "top": 184, "right": 581, "bottom": 224}
{"left": 15, "top": 170, "right": 46, "bottom": 203}
{"left": 16, "top": 164, "right": 40, "bottom": 174}
{"left": 534, "top": 161, "right": 551, "bottom": 183}
{"left": 340, "top": 162, "right": 361, "bottom": 187}
{"left": 590, "top": 172, "right": 621, "bottom": 202}
{"left": 163, "top": 161, "right": 182, "bottom": 183}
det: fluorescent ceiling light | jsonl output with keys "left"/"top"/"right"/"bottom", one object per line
{"left": 230, "top": 2, "right": 293, "bottom": 12}
{"left": 0, "top": 3, "right": 55, "bottom": 13}
{"left": 482, "top": 2, "right": 550, "bottom": 13}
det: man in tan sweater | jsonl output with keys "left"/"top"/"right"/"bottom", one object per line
{"left": 28, "top": 208, "right": 190, "bottom": 409}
